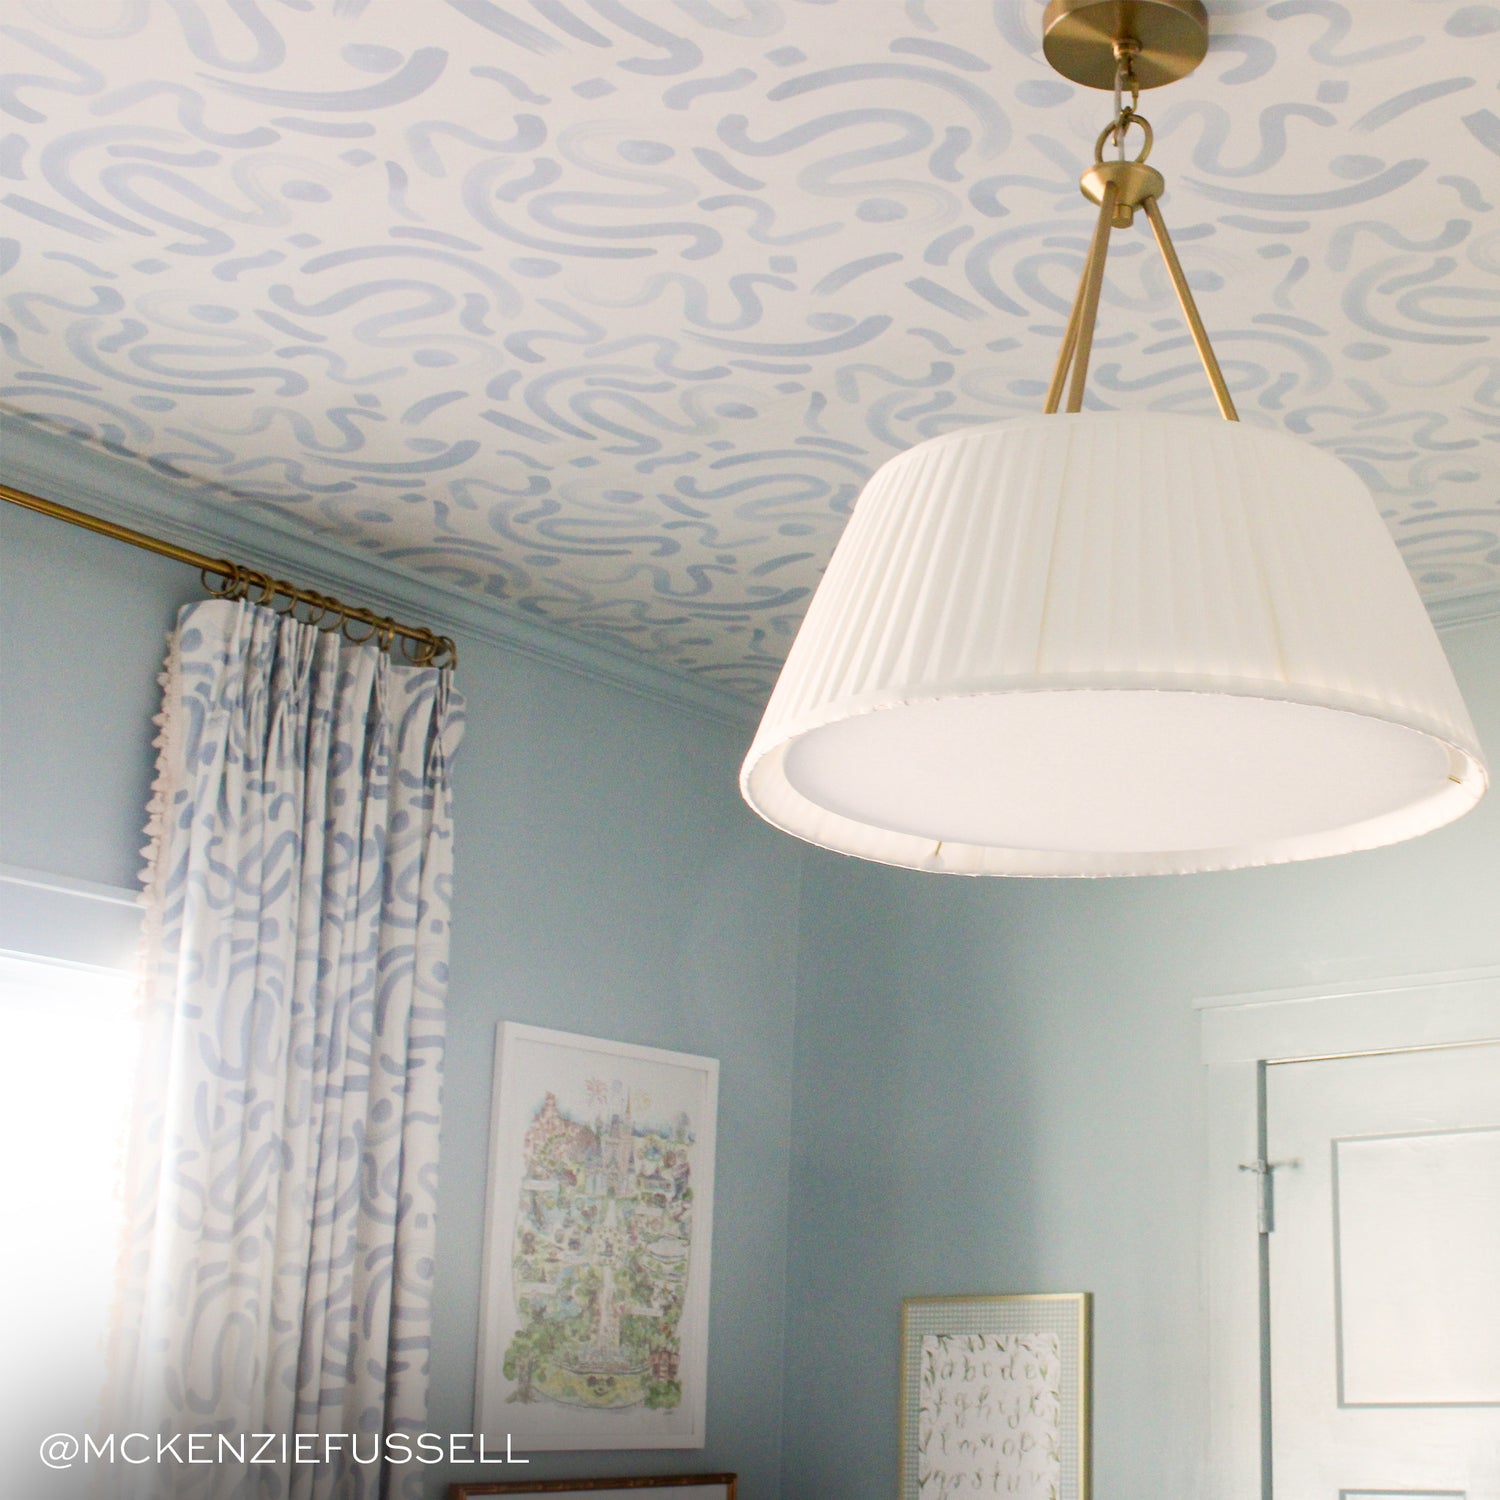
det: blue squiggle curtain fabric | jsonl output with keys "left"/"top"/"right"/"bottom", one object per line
{"left": 115, "top": 599, "right": 463, "bottom": 1500}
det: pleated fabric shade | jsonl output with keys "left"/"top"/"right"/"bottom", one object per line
{"left": 741, "top": 412, "right": 1488, "bottom": 876}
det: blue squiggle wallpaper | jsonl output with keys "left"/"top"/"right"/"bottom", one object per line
{"left": 2, "top": 0, "right": 1497, "bottom": 698}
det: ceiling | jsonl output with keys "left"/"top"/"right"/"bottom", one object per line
{"left": 3, "top": 0, "right": 1498, "bottom": 704}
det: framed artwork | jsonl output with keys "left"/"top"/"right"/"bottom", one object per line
{"left": 476, "top": 1023, "right": 720, "bottom": 1450}
{"left": 899, "top": 1293, "right": 1092, "bottom": 1500}
{"left": 447, "top": 1478, "right": 736, "bottom": 1499}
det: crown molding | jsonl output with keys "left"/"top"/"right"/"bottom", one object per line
{"left": 6, "top": 413, "right": 1496, "bottom": 736}
{"left": 0, "top": 414, "right": 760, "bottom": 732}
{"left": 1428, "top": 585, "right": 1500, "bottom": 632}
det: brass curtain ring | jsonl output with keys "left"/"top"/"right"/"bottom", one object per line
{"left": 203, "top": 560, "right": 240, "bottom": 598}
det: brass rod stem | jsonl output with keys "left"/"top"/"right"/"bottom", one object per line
{"left": 1044, "top": 263, "right": 1090, "bottom": 414}
{"left": 1142, "top": 196, "right": 1239, "bottom": 421}
{"left": 1066, "top": 180, "right": 1118, "bottom": 414}
{"left": 0, "top": 481, "right": 457, "bottom": 667}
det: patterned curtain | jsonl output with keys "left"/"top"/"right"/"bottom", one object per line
{"left": 113, "top": 598, "right": 463, "bottom": 1500}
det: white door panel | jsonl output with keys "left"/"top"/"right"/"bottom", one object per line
{"left": 1267, "top": 1043, "right": 1500, "bottom": 1499}
{"left": 1335, "top": 1127, "right": 1500, "bottom": 1406}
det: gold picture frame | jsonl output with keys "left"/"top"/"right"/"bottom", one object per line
{"left": 899, "top": 1293, "right": 1092, "bottom": 1500}
{"left": 448, "top": 1478, "right": 736, "bottom": 1499}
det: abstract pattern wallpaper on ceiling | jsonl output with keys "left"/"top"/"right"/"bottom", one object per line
{"left": 2, "top": 0, "right": 1497, "bottom": 699}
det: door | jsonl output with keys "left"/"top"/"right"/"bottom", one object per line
{"left": 1265, "top": 1042, "right": 1500, "bottom": 1497}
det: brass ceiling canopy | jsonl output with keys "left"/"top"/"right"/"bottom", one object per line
{"left": 1041, "top": 0, "right": 1209, "bottom": 89}
{"left": 1035, "top": 0, "right": 1231, "bottom": 422}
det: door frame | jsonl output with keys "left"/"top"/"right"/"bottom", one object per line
{"left": 1195, "top": 965, "right": 1500, "bottom": 1500}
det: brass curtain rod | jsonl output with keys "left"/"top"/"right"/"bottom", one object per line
{"left": 1, "top": 481, "right": 457, "bottom": 669}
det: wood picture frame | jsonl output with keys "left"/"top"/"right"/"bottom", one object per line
{"left": 899, "top": 1292, "right": 1092, "bottom": 1500}
{"left": 448, "top": 1477, "right": 736, "bottom": 1499}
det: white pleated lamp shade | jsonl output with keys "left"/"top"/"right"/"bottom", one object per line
{"left": 741, "top": 412, "right": 1487, "bottom": 876}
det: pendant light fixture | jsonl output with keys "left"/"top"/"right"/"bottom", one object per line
{"left": 740, "top": 0, "right": 1487, "bottom": 876}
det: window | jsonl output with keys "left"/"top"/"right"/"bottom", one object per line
{"left": 0, "top": 869, "right": 143, "bottom": 1447}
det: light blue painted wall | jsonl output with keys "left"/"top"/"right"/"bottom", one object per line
{"left": 430, "top": 620, "right": 802, "bottom": 1498}
{"left": 780, "top": 616, "right": 1500, "bottom": 1500}
{"left": 0, "top": 500, "right": 800, "bottom": 1498}
{"left": 8, "top": 494, "right": 1500, "bottom": 1500}
{"left": 0, "top": 504, "right": 201, "bottom": 887}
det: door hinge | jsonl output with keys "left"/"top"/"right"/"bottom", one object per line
{"left": 1238, "top": 1158, "right": 1292, "bottom": 1234}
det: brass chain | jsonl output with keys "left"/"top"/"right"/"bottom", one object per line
{"left": 1103, "top": 39, "right": 1149, "bottom": 164}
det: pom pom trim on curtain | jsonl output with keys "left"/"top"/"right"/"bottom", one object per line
{"left": 114, "top": 598, "right": 463, "bottom": 1500}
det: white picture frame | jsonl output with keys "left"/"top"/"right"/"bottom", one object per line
{"left": 475, "top": 1023, "right": 720, "bottom": 1450}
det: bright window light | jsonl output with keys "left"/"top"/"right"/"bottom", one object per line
{"left": 0, "top": 951, "right": 140, "bottom": 1446}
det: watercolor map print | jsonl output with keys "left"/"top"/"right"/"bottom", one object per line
{"left": 508, "top": 1081, "right": 694, "bottom": 1411}
{"left": 477, "top": 1024, "right": 719, "bottom": 1449}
